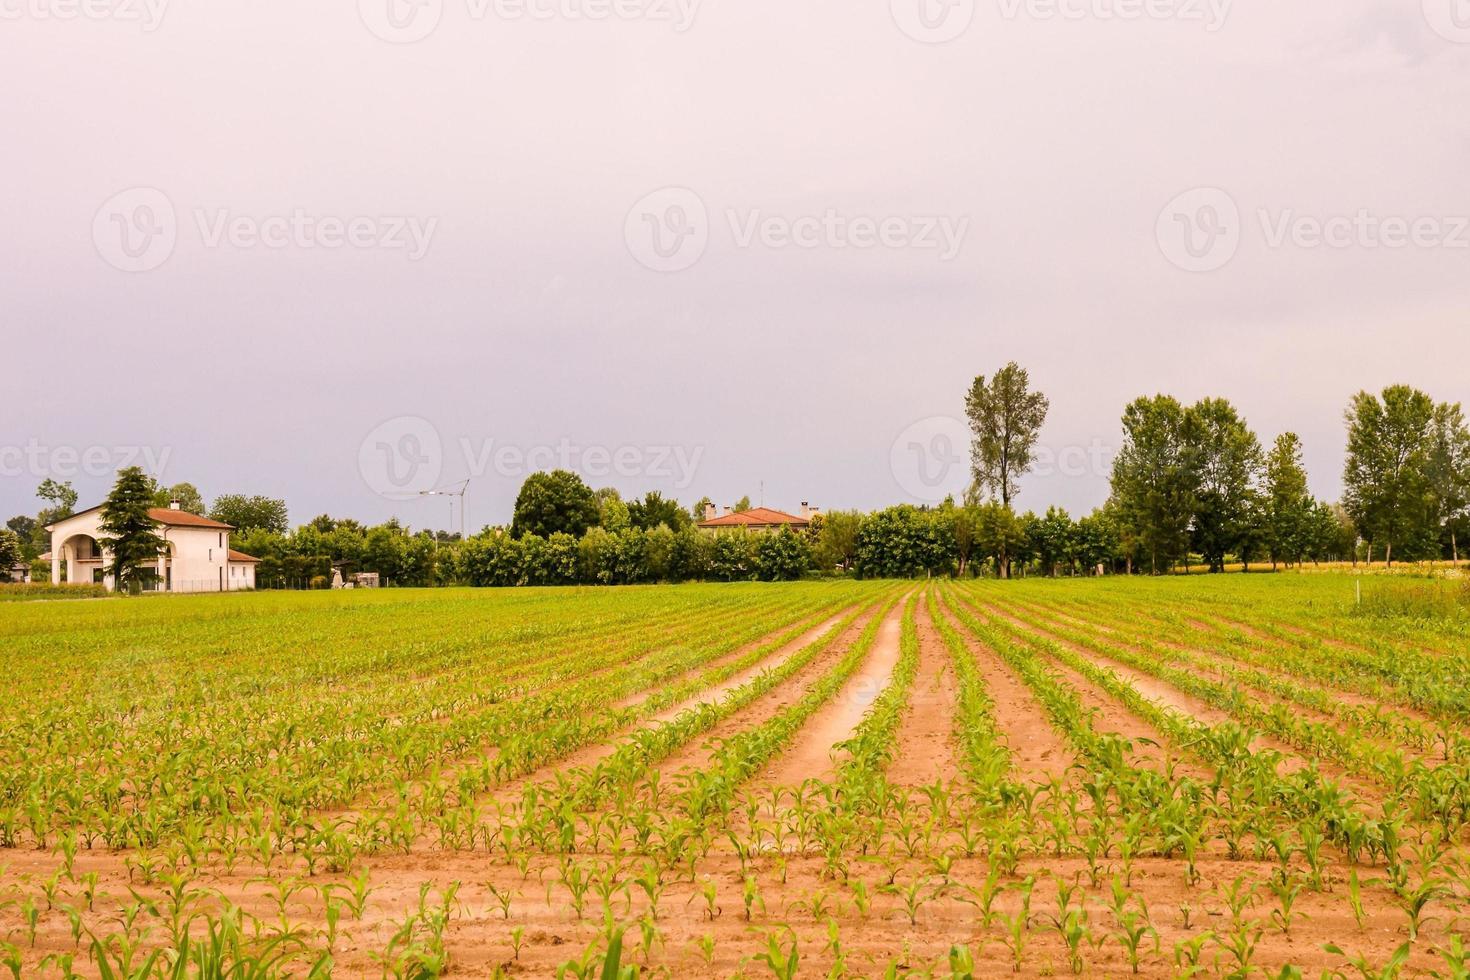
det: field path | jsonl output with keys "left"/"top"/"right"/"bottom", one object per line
{"left": 487, "top": 611, "right": 853, "bottom": 801}
{"left": 947, "top": 594, "right": 1216, "bottom": 780}
{"left": 753, "top": 599, "right": 906, "bottom": 785}
{"left": 969, "top": 594, "right": 1406, "bottom": 804}
{"left": 932, "top": 600, "right": 1072, "bottom": 784}
{"left": 652, "top": 605, "right": 885, "bottom": 777}
{"left": 885, "top": 599, "right": 959, "bottom": 787}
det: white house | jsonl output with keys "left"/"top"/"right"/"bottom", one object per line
{"left": 46, "top": 501, "right": 260, "bottom": 593}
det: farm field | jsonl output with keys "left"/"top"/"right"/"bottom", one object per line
{"left": 2, "top": 575, "right": 1470, "bottom": 977}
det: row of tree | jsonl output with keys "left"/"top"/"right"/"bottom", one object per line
{"left": 1105, "top": 387, "right": 1468, "bottom": 574}
{"left": 4, "top": 372, "right": 1464, "bottom": 587}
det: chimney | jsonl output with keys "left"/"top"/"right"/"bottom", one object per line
{"left": 722, "top": 505, "right": 732, "bottom": 517}
{"left": 703, "top": 503, "right": 717, "bottom": 522}
{"left": 170, "top": 498, "right": 182, "bottom": 511}
{"left": 800, "top": 501, "right": 809, "bottom": 518}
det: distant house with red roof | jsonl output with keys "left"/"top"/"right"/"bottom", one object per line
{"left": 44, "top": 499, "right": 260, "bottom": 593}
{"left": 697, "top": 503, "right": 821, "bottom": 533}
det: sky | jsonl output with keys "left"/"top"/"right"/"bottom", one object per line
{"left": 2, "top": 0, "right": 1467, "bottom": 533}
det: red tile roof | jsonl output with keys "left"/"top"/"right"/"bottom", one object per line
{"left": 228, "top": 550, "right": 261, "bottom": 563}
{"left": 48, "top": 504, "right": 235, "bottom": 531}
{"left": 698, "top": 507, "right": 811, "bottom": 529}
{"left": 149, "top": 507, "right": 234, "bottom": 529}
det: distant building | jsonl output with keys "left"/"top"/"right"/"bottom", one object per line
{"left": 697, "top": 502, "right": 821, "bottom": 533}
{"left": 45, "top": 500, "right": 260, "bottom": 593}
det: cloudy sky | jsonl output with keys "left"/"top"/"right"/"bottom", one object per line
{"left": 2, "top": 0, "right": 1466, "bottom": 531}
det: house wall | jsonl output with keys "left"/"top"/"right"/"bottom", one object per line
{"left": 48, "top": 511, "right": 113, "bottom": 589}
{"left": 227, "top": 562, "right": 257, "bottom": 591}
{"left": 165, "top": 526, "right": 230, "bottom": 593}
{"left": 48, "top": 512, "right": 235, "bottom": 593}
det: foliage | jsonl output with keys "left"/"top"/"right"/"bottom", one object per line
{"left": 0, "top": 529, "right": 21, "bottom": 580}
{"left": 965, "top": 361, "right": 1049, "bottom": 508}
{"left": 512, "top": 470, "right": 601, "bottom": 540}
{"left": 854, "top": 506, "right": 954, "bottom": 578}
{"left": 1108, "top": 395, "right": 1196, "bottom": 573}
{"left": 210, "top": 494, "right": 290, "bottom": 535}
{"left": 96, "top": 466, "right": 167, "bottom": 594}
{"left": 1343, "top": 385, "right": 1440, "bottom": 564}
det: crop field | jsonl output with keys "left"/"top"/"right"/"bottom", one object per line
{"left": 3, "top": 575, "right": 1470, "bottom": 978}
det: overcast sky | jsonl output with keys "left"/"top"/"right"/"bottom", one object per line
{"left": 2, "top": 0, "right": 1467, "bottom": 532}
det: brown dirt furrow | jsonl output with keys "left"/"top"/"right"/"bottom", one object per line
{"left": 652, "top": 606, "right": 884, "bottom": 778}
{"left": 1014, "top": 594, "right": 1446, "bottom": 733}
{"left": 489, "top": 612, "right": 853, "bottom": 801}
{"left": 885, "top": 599, "right": 959, "bottom": 788}
{"left": 933, "top": 601, "right": 1074, "bottom": 784}
{"left": 983, "top": 602, "right": 1396, "bottom": 804}
{"left": 752, "top": 600, "right": 906, "bottom": 786}
{"left": 607, "top": 610, "right": 837, "bottom": 712}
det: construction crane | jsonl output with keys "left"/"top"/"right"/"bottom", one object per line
{"left": 419, "top": 479, "right": 470, "bottom": 541}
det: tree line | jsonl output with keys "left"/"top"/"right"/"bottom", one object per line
{"left": 4, "top": 371, "right": 1463, "bottom": 588}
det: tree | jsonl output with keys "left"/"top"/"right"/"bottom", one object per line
{"left": 210, "top": 495, "right": 290, "bottom": 535}
{"left": 97, "top": 467, "right": 166, "bottom": 593}
{"left": 733, "top": 496, "right": 753, "bottom": 514}
{"left": 1263, "top": 433, "right": 1313, "bottom": 569}
{"left": 0, "top": 529, "right": 21, "bottom": 580}
{"left": 1186, "top": 399, "right": 1263, "bottom": 573}
{"left": 37, "top": 478, "right": 78, "bottom": 516}
{"left": 965, "top": 362, "right": 1050, "bottom": 510}
{"left": 627, "top": 491, "right": 691, "bottom": 532}
{"left": 813, "top": 510, "right": 863, "bottom": 573}
{"left": 938, "top": 500, "right": 979, "bottom": 577}
{"left": 151, "top": 481, "right": 206, "bottom": 515}
{"left": 690, "top": 496, "right": 715, "bottom": 524}
{"left": 511, "top": 471, "right": 600, "bottom": 540}
{"left": 1108, "top": 395, "right": 1196, "bottom": 574}
{"left": 754, "top": 527, "right": 812, "bottom": 582}
{"left": 35, "top": 479, "right": 77, "bottom": 549}
{"left": 972, "top": 503, "right": 1026, "bottom": 578}
{"left": 5, "top": 516, "right": 38, "bottom": 559}
{"left": 1073, "top": 509, "right": 1120, "bottom": 575}
{"left": 1029, "top": 506, "right": 1075, "bottom": 577}
{"left": 1343, "top": 386, "right": 1437, "bottom": 565}
{"left": 1426, "top": 402, "right": 1470, "bottom": 564}
{"left": 595, "top": 488, "right": 631, "bottom": 533}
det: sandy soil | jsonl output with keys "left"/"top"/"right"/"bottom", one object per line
{"left": 753, "top": 600, "right": 906, "bottom": 786}
{"left": 4, "top": 588, "right": 1464, "bottom": 979}
{"left": 931, "top": 602, "right": 1075, "bottom": 785}
{"left": 650, "top": 605, "right": 885, "bottom": 777}
{"left": 885, "top": 601, "right": 961, "bottom": 788}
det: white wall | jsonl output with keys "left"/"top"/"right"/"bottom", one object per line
{"left": 48, "top": 511, "right": 238, "bottom": 593}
